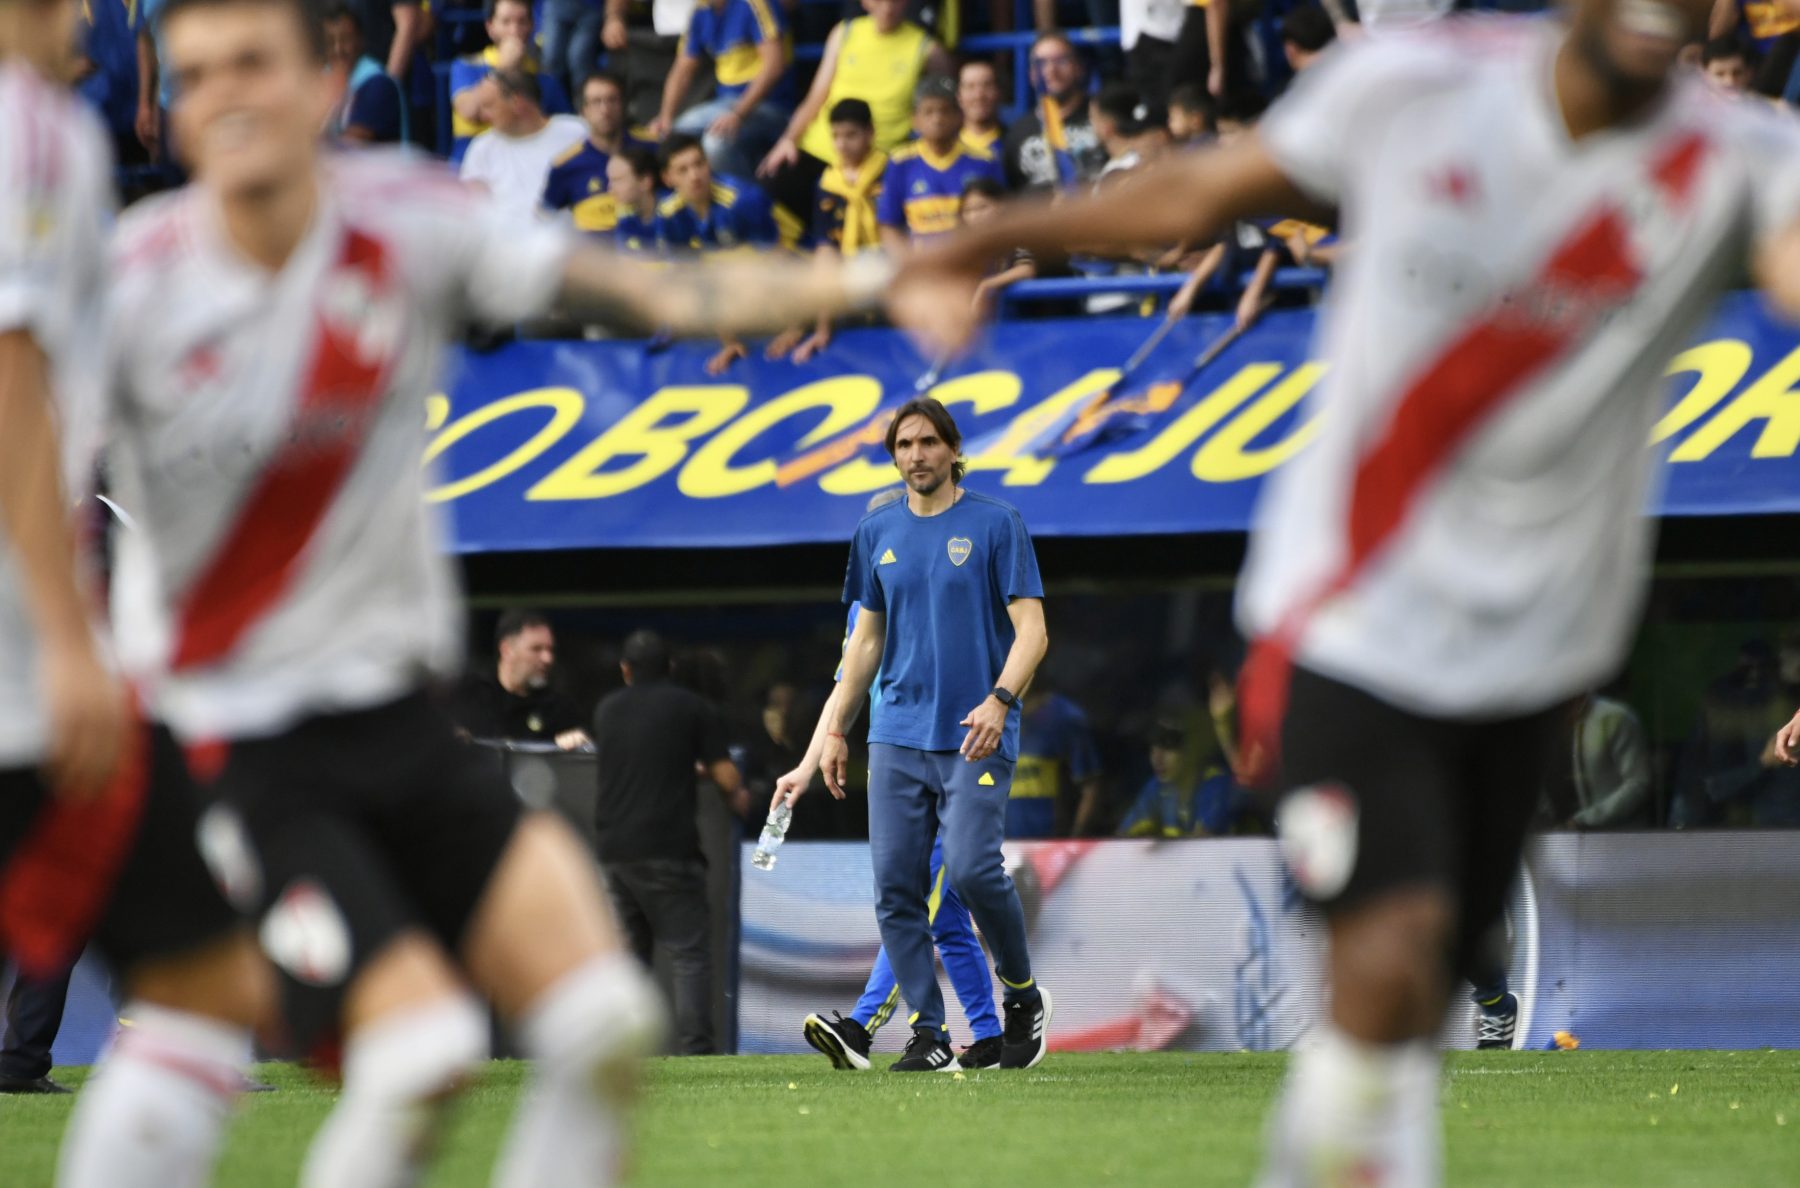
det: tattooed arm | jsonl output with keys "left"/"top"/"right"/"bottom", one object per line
{"left": 557, "top": 248, "right": 907, "bottom": 341}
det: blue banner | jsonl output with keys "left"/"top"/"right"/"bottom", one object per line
{"left": 431, "top": 291, "right": 1800, "bottom": 552}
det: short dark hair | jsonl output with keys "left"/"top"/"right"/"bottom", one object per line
{"left": 1095, "top": 81, "right": 1160, "bottom": 136}
{"left": 960, "top": 175, "right": 1004, "bottom": 204}
{"left": 958, "top": 57, "right": 996, "bottom": 82}
{"left": 914, "top": 74, "right": 959, "bottom": 109}
{"left": 496, "top": 609, "right": 550, "bottom": 648}
{"left": 659, "top": 132, "right": 705, "bottom": 173}
{"left": 884, "top": 397, "right": 966, "bottom": 484}
{"left": 491, "top": 67, "right": 542, "bottom": 108}
{"left": 617, "top": 144, "right": 658, "bottom": 179}
{"left": 486, "top": 0, "right": 530, "bottom": 19}
{"left": 1167, "top": 82, "right": 1212, "bottom": 116}
{"left": 829, "top": 97, "right": 874, "bottom": 128}
{"left": 321, "top": 1, "right": 359, "bottom": 32}
{"left": 580, "top": 71, "right": 625, "bottom": 100}
{"left": 623, "top": 629, "right": 671, "bottom": 679}
{"left": 1701, "top": 34, "right": 1750, "bottom": 65}
{"left": 158, "top": 0, "right": 328, "bottom": 63}
{"left": 1280, "top": 4, "right": 1336, "bottom": 53}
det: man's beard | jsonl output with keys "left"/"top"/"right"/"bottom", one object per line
{"left": 908, "top": 471, "right": 947, "bottom": 496}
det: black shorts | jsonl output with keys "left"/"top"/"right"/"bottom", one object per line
{"left": 1275, "top": 666, "right": 1564, "bottom": 975}
{"left": 200, "top": 690, "right": 522, "bottom": 1057}
{"left": 0, "top": 724, "right": 239, "bottom": 979}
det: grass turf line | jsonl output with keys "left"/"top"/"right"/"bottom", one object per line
{"left": 0, "top": 1051, "right": 1794, "bottom": 1186}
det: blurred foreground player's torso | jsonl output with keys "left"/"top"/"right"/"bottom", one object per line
{"left": 1238, "top": 17, "right": 1800, "bottom": 721}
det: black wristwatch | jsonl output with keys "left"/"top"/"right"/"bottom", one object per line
{"left": 991, "top": 686, "right": 1018, "bottom": 708}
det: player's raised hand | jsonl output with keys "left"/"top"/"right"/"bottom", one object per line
{"left": 820, "top": 733, "right": 851, "bottom": 798}
{"left": 1772, "top": 710, "right": 1800, "bottom": 766}
{"left": 42, "top": 637, "right": 129, "bottom": 801}
{"left": 887, "top": 252, "right": 984, "bottom": 356}
{"left": 960, "top": 696, "right": 1006, "bottom": 762}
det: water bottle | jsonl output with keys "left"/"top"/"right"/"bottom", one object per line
{"left": 751, "top": 804, "right": 792, "bottom": 871}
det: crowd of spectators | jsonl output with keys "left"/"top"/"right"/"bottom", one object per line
{"left": 72, "top": 0, "right": 1800, "bottom": 353}
{"left": 447, "top": 596, "right": 1785, "bottom": 850}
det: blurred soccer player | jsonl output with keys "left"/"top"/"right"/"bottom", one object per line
{"left": 821, "top": 399, "right": 1051, "bottom": 1072}
{"left": 910, "top": 0, "right": 1800, "bottom": 1180}
{"left": 0, "top": 2, "right": 267, "bottom": 1184}
{"left": 107, "top": 2, "right": 956, "bottom": 1185}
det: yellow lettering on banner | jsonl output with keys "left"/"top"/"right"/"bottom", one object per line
{"left": 1650, "top": 340, "right": 1755, "bottom": 445}
{"left": 423, "top": 388, "right": 586, "bottom": 504}
{"left": 1669, "top": 343, "right": 1800, "bottom": 462}
{"left": 1192, "top": 364, "right": 1326, "bottom": 482}
{"left": 678, "top": 377, "right": 882, "bottom": 498}
{"left": 529, "top": 387, "right": 749, "bottom": 500}
{"left": 1082, "top": 364, "right": 1281, "bottom": 484}
{"left": 818, "top": 372, "right": 1023, "bottom": 495}
{"left": 424, "top": 394, "right": 450, "bottom": 433}
{"left": 966, "top": 370, "right": 1117, "bottom": 487}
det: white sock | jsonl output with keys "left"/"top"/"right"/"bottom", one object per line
{"left": 56, "top": 1002, "right": 250, "bottom": 1188}
{"left": 491, "top": 954, "right": 667, "bottom": 1188}
{"left": 300, "top": 995, "right": 489, "bottom": 1188}
{"left": 1255, "top": 1025, "right": 1442, "bottom": 1188}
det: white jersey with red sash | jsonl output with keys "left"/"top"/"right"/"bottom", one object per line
{"left": 0, "top": 64, "right": 114, "bottom": 769}
{"left": 1235, "top": 19, "right": 1800, "bottom": 782}
{"left": 105, "top": 152, "right": 570, "bottom": 743}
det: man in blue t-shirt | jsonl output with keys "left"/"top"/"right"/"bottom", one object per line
{"left": 822, "top": 398, "right": 1051, "bottom": 1073}
{"left": 774, "top": 488, "right": 1003, "bottom": 1072}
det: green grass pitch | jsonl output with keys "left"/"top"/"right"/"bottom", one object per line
{"left": 1, "top": 1051, "right": 1795, "bottom": 1186}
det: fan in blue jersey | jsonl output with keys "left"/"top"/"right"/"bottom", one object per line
{"left": 446, "top": 0, "right": 571, "bottom": 165}
{"left": 877, "top": 76, "right": 1004, "bottom": 252}
{"left": 774, "top": 489, "right": 1002, "bottom": 1070}
{"left": 540, "top": 73, "right": 656, "bottom": 237}
{"left": 607, "top": 145, "right": 663, "bottom": 255}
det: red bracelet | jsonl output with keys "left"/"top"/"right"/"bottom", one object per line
{"left": 827, "top": 732, "right": 846, "bottom": 739}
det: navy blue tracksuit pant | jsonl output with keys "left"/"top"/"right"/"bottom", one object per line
{"left": 867, "top": 743, "right": 1035, "bottom": 1034}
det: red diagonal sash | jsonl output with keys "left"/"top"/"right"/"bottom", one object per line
{"left": 1237, "top": 130, "right": 1708, "bottom": 789}
{"left": 169, "top": 227, "right": 397, "bottom": 673}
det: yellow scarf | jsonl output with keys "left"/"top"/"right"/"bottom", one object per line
{"left": 820, "top": 151, "right": 887, "bottom": 254}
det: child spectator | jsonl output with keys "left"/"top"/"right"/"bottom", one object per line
{"left": 1701, "top": 34, "right": 1755, "bottom": 94}
{"left": 1116, "top": 719, "right": 1245, "bottom": 838}
{"left": 450, "top": 0, "right": 574, "bottom": 164}
{"left": 653, "top": 0, "right": 795, "bottom": 180}
{"left": 768, "top": 99, "right": 889, "bottom": 363}
{"left": 1166, "top": 82, "right": 1214, "bottom": 146}
{"left": 878, "top": 76, "right": 1004, "bottom": 252}
{"left": 654, "top": 134, "right": 781, "bottom": 372}
{"left": 608, "top": 145, "right": 663, "bottom": 253}
{"left": 1280, "top": 3, "right": 1336, "bottom": 73}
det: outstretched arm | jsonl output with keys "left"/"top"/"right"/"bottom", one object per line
{"left": 908, "top": 135, "right": 1315, "bottom": 284}
{"left": 557, "top": 246, "right": 893, "bottom": 339}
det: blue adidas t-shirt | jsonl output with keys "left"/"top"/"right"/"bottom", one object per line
{"left": 842, "top": 490, "right": 1043, "bottom": 761}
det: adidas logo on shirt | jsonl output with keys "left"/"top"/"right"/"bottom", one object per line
{"left": 880, "top": 549, "right": 898, "bottom": 565}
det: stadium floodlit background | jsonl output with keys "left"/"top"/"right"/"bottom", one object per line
{"left": 12, "top": 0, "right": 1800, "bottom": 1184}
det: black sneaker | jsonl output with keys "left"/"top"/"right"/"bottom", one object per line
{"left": 1000, "top": 987, "right": 1053, "bottom": 1069}
{"left": 960, "top": 1036, "right": 1002, "bottom": 1069}
{"left": 890, "top": 1027, "right": 960, "bottom": 1072}
{"left": 802, "top": 1011, "right": 872, "bottom": 1071}
{"left": 1475, "top": 992, "right": 1519, "bottom": 1050}
{"left": 0, "top": 1073, "right": 71, "bottom": 1094}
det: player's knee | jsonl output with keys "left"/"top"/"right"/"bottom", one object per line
{"left": 519, "top": 954, "right": 666, "bottom": 1082}
{"left": 125, "top": 931, "right": 274, "bottom": 1033}
{"left": 941, "top": 846, "right": 1001, "bottom": 903}
{"left": 341, "top": 994, "right": 488, "bottom": 1104}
